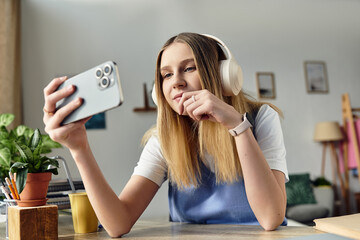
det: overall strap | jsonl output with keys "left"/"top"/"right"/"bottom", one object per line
{"left": 248, "top": 106, "right": 260, "bottom": 139}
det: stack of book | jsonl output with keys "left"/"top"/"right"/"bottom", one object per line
{"left": 314, "top": 213, "right": 360, "bottom": 239}
{"left": 46, "top": 179, "right": 85, "bottom": 209}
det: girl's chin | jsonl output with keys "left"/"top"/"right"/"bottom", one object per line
{"left": 174, "top": 108, "right": 188, "bottom": 116}
{"left": 176, "top": 111, "right": 188, "bottom": 116}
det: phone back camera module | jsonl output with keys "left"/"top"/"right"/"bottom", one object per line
{"left": 103, "top": 64, "right": 112, "bottom": 76}
{"left": 95, "top": 68, "right": 103, "bottom": 79}
{"left": 96, "top": 63, "right": 114, "bottom": 90}
{"left": 100, "top": 76, "right": 110, "bottom": 88}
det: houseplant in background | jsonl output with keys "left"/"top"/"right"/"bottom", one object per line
{"left": 0, "top": 113, "right": 62, "bottom": 206}
{"left": 313, "top": 176, "right": 332, "bottom": 187}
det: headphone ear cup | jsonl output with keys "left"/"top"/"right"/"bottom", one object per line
{"left": 152, "top": 84, "right": 158, "bottom": 106}
{"left": 229, "top": 59, "right": 243, "bottom": 95}
{"left": 219, "top": 59, "right": 243, "bottom": 96}
{"left": 219, "top": 59, "right": 232, "bottom": 96}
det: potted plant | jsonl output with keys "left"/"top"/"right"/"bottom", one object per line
{"left": 313, "top": 176, "right": 332, "bottom": 187}
{"left": 0, "top": 113, "right": 62, "bottom": 206}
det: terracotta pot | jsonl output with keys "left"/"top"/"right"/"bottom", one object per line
{"left": 18, "top": 172, "right": 52, "bottom": 207}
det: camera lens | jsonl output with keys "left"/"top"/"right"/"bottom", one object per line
{"left": 100, "top": 76, "right": 110, "bottom": 88}
{"left": 95, "top": 68, "right": 103, "bottom": 79}
{"left": 103, "top": 64, "right": 112, "bottom": 76}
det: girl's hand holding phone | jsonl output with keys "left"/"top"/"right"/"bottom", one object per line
{"left": 43, "top": 76, "right": 90, "bottom": 152}
{"left": 43, "top": 61, "right": 123, "bottom": 151}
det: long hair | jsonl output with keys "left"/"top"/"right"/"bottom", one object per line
{"left": 144, "top": 32, "right": 281, "bottom": 189}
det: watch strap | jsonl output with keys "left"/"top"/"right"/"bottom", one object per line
{"left": 229, "top": 112, "right": 253, "bottom": 136}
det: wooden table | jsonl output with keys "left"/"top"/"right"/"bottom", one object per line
{"left": 0, "top": 212, "right": 323, "bottom": 240}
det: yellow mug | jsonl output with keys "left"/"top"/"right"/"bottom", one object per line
{"left": 68, "top": 192, "right": 98, "bottom": 233}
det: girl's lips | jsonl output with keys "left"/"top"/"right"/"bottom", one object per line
{"left": 173, "top": 92, "right": 183, "bottom": 103}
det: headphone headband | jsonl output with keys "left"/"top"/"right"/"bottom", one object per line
{"left": 202, "top": 34, "right": 234, "bottom": 59}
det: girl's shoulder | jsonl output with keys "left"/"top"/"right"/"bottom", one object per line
{"left": 255, "top": 104, "right": 278, "bottom": 121}
{"left": 254, "top": 104, "right": 282, "bottom": 130}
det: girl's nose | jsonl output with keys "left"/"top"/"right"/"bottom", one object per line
{"left": 172, "top": 73, "right": 186, "bottom": 89}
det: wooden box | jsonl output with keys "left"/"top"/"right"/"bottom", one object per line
{"left": 8, "top": 205, "right": 58, "bottom": 240}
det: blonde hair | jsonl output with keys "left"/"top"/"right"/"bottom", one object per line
{"left": 143, "top": 33, "right": 281, "bottom": 189}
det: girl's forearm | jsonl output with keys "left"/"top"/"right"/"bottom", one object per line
{"left": 69, "top": 145, "right": 134, "bottom": 237}
{"left": 235, "top": 129, "right": 286, "bottom": 230}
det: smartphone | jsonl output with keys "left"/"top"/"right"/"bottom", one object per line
{"left": 56, "top": 61, "right": 124, "bottom": 125}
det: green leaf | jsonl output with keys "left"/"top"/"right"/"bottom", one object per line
{"left": 40, "top": 146, "right": 52, "bottom": 154}
{"left": 29, "top": 129, "right": 41, "bottom": 151}
{"left": 13, "top": 156, "right": 21, "bottom": 163}
{"left": 14, "top": 141, "right": 33, "bottom": 163}
{"left": 16, "top": 135, "right": 26, "bottom": 146}
{"left": 0, "top": 126, "right": 9, "bottom": 140}
{"left": 10, "top": 161, "right": 28, "bottom": 172}
{"left": 24, "top": 128, "right": 34, "bottom": 140}
{"left": 0, "top": 140, "right": 15, "bottom": 154}
{"left": 8, "top": 130, "right": 17, "bottom": 140}
{"left": 15, "top": 125, "right": 28, "bottom": 137}
{"left": 0, "top": 114, "right": 14, "bottom": 127}
{"left": 27, "top": 163, "right": 36, "bottom": 173}
{"left": 32, "top": 144, "right": 42, "bottom": 162}
{"left": 42, "top": 158, "right": 59, "bottom": 175}
{"left": 42, "top": 158, "right": 59, "bottom": 168}
{"left": 46, "top": 168, "right": 58, "bottom": 175}
{"left": 41, "top": 135, "right": 62, "bottom": 149}
{"left": 16, "top": 168, "right": 28, "bottom": 194}
{"left": 34, "top": 158, "right": 42, "bottom": 171}
{"left": 0, "top": 148, "right": 11, "bottom": 168}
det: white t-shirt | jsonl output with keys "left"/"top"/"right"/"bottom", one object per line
{"left": 133, "top": 104, "right": 289, "bottom": 186}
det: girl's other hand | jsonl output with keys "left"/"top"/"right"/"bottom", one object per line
{"left": 179, "top": 90, "right": 243, "bottom": 129}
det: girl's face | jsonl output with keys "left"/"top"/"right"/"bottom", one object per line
{"left": 160, "top": 42, "right": 202, "bottom": 115}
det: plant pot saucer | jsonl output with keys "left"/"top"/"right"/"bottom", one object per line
{"left": 16, "top": 198, "right": 48, "bottom": 207}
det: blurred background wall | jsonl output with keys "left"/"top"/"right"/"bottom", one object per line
{"left": 21, "top": 0, "right": 360, "bottom": 218}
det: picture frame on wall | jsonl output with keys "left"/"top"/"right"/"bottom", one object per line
{"left": 304, "top": 61, "right": 328, "bottom": 93}
{"left": 256, "top": 72, "right": 276, "bottom": 99}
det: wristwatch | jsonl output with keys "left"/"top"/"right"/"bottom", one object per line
{"left": 229, "top": 112, "right": 253, "bottom": 137}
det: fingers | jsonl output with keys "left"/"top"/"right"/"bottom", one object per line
{"left": 179, "top": 90, "right": 201, "bottom": 115}
{"left": 44, "top": 84, "right": 76, "bottom": 114}
{"left": 44, "top": 76, "right": 76, "bottom": 116}
{"left": 45, "top": 97, "right": 83, "bottom": 131}
{"left": 179, "top": 90, "right": 240, "bottom": 127}
{"left": 44, "top": 76, "right": 68, "bottom": 97}
{"left": 180, "top": 91, "right": 212, "bottom": 121}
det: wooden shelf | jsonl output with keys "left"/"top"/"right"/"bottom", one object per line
{"left": 133, "top": 107, "right": 156, "bottom": 112}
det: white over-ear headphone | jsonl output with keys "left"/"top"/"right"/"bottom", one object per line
{"left": 152, "top": 34, "right": 243, "bottom": 106}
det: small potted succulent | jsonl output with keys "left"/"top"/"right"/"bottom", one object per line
{"left": 0, "top": 113, "right": 62, "bottom": 206}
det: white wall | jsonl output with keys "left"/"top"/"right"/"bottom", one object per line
{"left": 21, "top": 0, "right": 360, "bottom": 218}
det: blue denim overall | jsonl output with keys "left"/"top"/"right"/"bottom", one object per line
{"left": 168, "top": 110, "right": 287, "bottom": 225}
{"left": 168, "top": 161, "right": 287, "bottom": 225}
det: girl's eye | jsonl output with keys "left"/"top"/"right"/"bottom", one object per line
{"left": 163, "top": 73, "right": 173, "bottom": 79}
{"left": 184, "top": 66, "right": 196, "bottom": 72}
